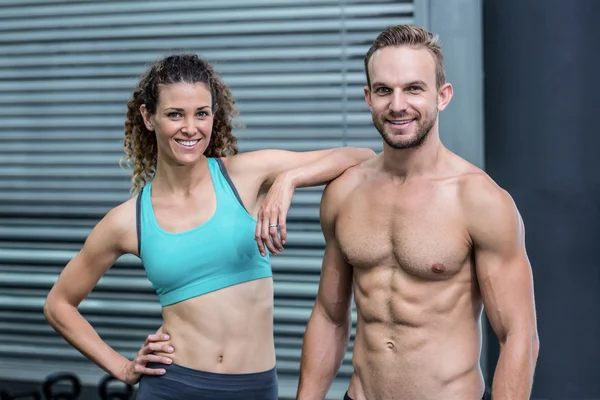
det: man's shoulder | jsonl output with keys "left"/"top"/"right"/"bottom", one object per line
{"left": 455, "top": 166, "right": 520, "bottom": 238}
{"left": 324, "top": 154, "right": 377, "bottom": 199}
{"left": 457, "top": 167, "right": 513, "bottom": 211}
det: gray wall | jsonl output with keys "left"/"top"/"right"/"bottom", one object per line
{"left": 0, "top": 0, "right": 484, "bottom": 398}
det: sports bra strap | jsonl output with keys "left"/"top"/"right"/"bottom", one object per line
{"left": 136, "top": 186, "right": 143, "bottom": 256}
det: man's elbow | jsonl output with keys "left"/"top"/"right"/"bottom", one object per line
{"left": 501, "top": 327, "right": 540, "bottom": 363}
{"left": 532, "top": 330, "right": 540, "bottom": 362}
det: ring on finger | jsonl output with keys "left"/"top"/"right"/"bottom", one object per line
{"left": 269, "top": 224, "right": 279, "bottom": 228}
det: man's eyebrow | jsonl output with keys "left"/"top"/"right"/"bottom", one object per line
{"left": 405, "top": 80, "right": 428, "bottom": 88}
{"left": 371, "top": 80, "right": 429, "bottom": 89}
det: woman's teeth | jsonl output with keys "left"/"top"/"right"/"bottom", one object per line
{"left": 175, "top": 139, "right": 199, "bottom": 147}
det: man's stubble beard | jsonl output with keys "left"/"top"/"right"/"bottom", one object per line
{"left": 373, "top": 108, "right": 438, "bottom": 150}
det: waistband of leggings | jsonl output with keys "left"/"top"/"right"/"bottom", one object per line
{"left": 147, "top": 362, "right": 277, "bottom": 388}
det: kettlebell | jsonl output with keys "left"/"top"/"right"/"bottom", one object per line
{"left": 97, "top": 376, "right": 133, "bottom": 400}
{"left": 42, "top": 372, "right": 81, "bottom": 400}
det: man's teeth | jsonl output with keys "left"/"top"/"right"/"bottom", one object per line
{"left": 389, "top": 119, "right": 414, "bottom": 125}
{"left": 176, "top": 139, "right": 199, "bottom": 146}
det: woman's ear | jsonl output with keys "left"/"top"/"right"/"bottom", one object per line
{"left": 140, "top": 104, "right": 154, "bottom": 131}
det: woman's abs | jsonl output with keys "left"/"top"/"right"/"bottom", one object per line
{"left": 157, "top": 279, "right": 275, "bottom": 373}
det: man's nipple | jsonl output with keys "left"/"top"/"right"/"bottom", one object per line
{"left": 431, "top": 263, "right": 446, "bottom": 274}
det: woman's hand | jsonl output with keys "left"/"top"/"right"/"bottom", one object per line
{"left": 119, "top": 333, "right": 174, "bottom": 385}
{"left": 255, "top": 173, "right": 294, "bottom": 257}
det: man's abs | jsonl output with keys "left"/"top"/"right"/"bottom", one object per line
{"left": 345, "top": 264, "right": 484, "bottom": 399}
{"left": 157, "top": 278, "right": 276, "bottom": 373}
{"left": 349, "top": 318, "right": 484, "bottom": 400}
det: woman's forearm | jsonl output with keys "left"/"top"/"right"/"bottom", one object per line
{"left": 285, "top": 147, "right": 375, "bottom": 188}
{"left": 44, "top": 300, "right": 129, "bottom": 380}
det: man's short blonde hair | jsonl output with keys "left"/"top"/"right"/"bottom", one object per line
{"left": 364, "top": 24, "right": 446, "bottom": 89}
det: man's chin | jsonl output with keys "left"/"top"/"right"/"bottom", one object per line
{"left": 382, "top": 133, "right": 420, "bottom": 150}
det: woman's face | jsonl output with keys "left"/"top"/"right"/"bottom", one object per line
{"left": 141, "top": 82, "right": 214, "bottom": 167}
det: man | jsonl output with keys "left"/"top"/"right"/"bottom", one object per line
{"left": 296, "top": 25, "right": 539, "bottom": 400}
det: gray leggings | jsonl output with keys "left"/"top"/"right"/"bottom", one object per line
{"left": 137, "top": 363, "right": 278, "bottom": 400}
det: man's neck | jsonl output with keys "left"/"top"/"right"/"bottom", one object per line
{"left": 382, "top": 132, "right": 445, "bottom": 180}
{"left": 152, "top": 155, "right": 210, "bottom": 195}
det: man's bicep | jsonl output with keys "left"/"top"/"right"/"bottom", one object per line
{"left": 477, "top": 246, "right": 536, "bottom": 341}
{"left": 472, "top": 192, "right": 537, "bottom": 342}
{"left": 315, "top": 239, "right": 353, "bottom": 325}
{"left": 314, "top": 180, "right": 354, "bottom": 324}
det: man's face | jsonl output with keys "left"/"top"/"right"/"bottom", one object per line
{"left": 364, "top": 45, "right": 449, "bottom": 150}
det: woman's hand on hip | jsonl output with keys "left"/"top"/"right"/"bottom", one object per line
{"left": 119, "top": 333, "right": 174, "bottom": 385}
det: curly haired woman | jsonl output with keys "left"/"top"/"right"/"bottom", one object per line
{"left": 43, "top": 53, "right": 374, "bottom": 399}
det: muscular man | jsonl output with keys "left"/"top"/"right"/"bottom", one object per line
{"left": 297, "top": 25, "right": 539, "bottom": 400}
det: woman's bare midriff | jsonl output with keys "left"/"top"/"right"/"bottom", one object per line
{"left": 155, "top": 277, "right": 276, "bottom": 374}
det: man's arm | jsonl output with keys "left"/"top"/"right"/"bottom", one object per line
{"left": 296, "top": 177, "right": 355, "bottom": 400}
{"left": 464, "top": 177, "right": 540, "bottom": 400}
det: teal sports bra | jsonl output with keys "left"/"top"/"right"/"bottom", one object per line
{"left": 136, "top": 157, "right": 272, "bottom": 307}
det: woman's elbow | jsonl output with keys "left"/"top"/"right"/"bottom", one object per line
{"left": 355, "top": 147, "right": 376, "bottom": 160}
{"left": 43, "top": 291, "right": 68, "bottom": 327}
{"left": 43, "top": 295, "right": 57, "bottom": 324}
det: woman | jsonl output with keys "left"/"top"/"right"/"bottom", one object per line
{"left": 43, "top": 53, "right": 373, "bottom": 399}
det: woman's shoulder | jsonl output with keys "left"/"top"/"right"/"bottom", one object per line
{"left": 102, "top": 195, "right": 138, "bottom": 236}
{"left": 217, "top": 151, "right": 271, "bottom": 178}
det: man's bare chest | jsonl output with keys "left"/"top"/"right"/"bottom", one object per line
{"left": 336, "top": 184, "right": 472, "bottom": 280}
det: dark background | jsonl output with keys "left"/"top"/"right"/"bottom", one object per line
{"left": 483, "top": 0, "right": 600, "bottom": 398}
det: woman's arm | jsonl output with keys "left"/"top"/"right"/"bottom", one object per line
{"left": 252, "top": 147, "right": 376, "bottom": 190}
{"left": 233, "top": 147, "right": 375, "bottom": 256}
{"left": 43, "top": 199, "right": 171, "bottom": 384}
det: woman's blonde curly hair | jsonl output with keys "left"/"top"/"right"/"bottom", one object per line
{"left": 121, "top": 53, "right": 239, "bottom": 195}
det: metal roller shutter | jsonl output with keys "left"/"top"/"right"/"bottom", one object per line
{"left": 0, "top": 1, "right": 417, "bottom": 398}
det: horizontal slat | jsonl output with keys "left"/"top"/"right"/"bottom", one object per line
{"left": 0, "top": 17, "right": 411, "bottom": 43}
{"left": 0, "top": 114, "right": 372, "bottom": 129}
{"left": 0, "top": 0, "right": 406, "bottom": 18}
{"left": 0, "top": 4, "right": 407, "bottom": 32}
{"left": 0, "top": 48, "right": 371, "bottom": 69}
{"left": 0, "top": 35, "right": 373, "bottom": 58}
{"left": 0, "top": 72, "right": 369, "bottom": 91}
{"left": 0, "top": 87, "right": 358, "bottom": 103}
{"left": 0, "top": 101, "right": 369, "bottom": 117}
{"left": 0, "top": 0, "right": 383, "bottom": 9}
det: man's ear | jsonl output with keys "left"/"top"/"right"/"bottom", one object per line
{"left": 437, "top": 82, "right": 454, "bottom": 112}
{"left": 364, "top": 85, "right": 373, "bottom": 111}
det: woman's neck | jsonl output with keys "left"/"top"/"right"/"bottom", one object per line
{"left": 151, "top": 156, "right": 211, "bottom": 195}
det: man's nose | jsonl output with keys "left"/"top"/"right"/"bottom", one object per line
{"left": 389, "top": 91, "right": 408, "bottom": 113}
